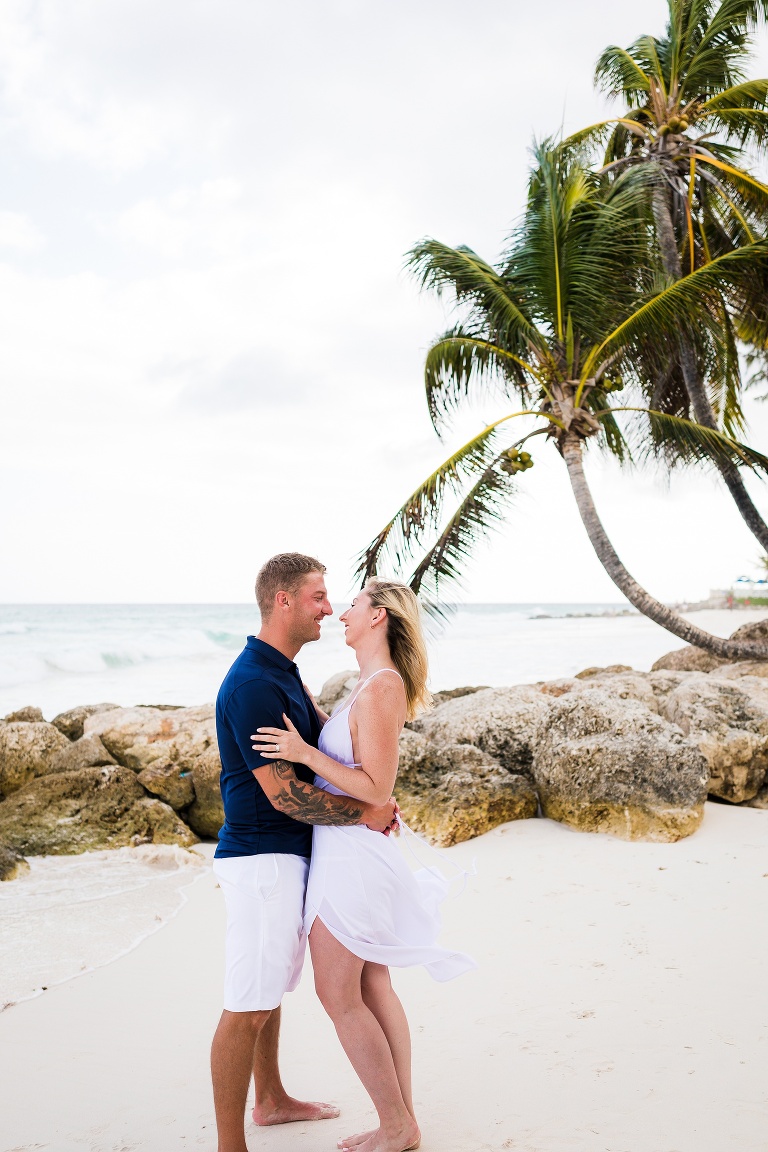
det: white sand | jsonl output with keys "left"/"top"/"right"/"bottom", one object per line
{"left": 1, "top": 804, "right": 767, "bottom": 1152}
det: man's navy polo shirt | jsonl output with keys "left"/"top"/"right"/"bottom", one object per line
{"left": 214, "top": 637, "right": 321, "bottom": 859}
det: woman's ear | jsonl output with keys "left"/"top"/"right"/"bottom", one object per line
{"left": 371, "top": 606, "right": 387, "bottom": 629}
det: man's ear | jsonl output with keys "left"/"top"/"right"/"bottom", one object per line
{"left": 275, "top": 590, "right": 291, "bottom": 611}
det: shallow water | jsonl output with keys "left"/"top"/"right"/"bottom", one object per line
{"left": 0, "top": 844, "right": 210, "bottom": 1007}
{"left": 2, "top": 602, "right": 764, "bottom": 718}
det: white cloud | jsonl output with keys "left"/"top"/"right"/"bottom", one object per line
{"left": 0, "top": 0, "right": 767, "bottom": 603}
{"left": 0, "top": 209, "right": 43, "bottom": 249}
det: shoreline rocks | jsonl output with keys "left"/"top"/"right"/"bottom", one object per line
{"left": 2, "top": 621, "right": 768, "bottom": 872}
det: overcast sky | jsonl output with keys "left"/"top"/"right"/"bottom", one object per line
{"left": 2, "top": 0, "right": 768, "bottom": 605}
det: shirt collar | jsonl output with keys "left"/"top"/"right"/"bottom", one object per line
{"left": 246, "top": 636, "right": 300, "bottom": 676}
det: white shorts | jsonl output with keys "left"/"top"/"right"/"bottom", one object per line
{"left": 213, "top": 852, "right": 309, "bottom": 1012}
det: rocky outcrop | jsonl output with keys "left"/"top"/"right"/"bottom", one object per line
{"left": 0, "top": 843, "right": 30, "bottom": 881}
{"left": 662, "top": 676, "right": 768, "bottom": 804}
{"left": 0, "top": 765, "right": 198, "bottom": 855}
{"left": 729, "top": 618, "right": 768, "bottom": 645}
{"left": 317, "top": 670, "right": 358, "bottom": 715}
{"left": 137, "top": 762, "right": 195, "bottom": 811}
{"left": 184, "top": 747, "right": 225, "bottom": 837}
{"left": 396, "top": 730, "right": 537, "bottom": 846}
{"left": 0, "top": 721, "right": 71, "bottom": 800}
{"left": 49, "top": 733, "right": 116, "bottom": 773}
{"left": 85, "top": 704, "right": 216, "bottom": 773}
{"left": 51, "top": 703, "right": 119, "bottom": 741}
{"left": 84, "top": 704, "right": 223, "bottom": 834}
{"left": 651, "top": 646, "right": 726, "bottom": 673}
{"left": 411, "top": 687, "right": 548, "bottom": 778}
{"left": 715, "top": 662, "right": 768, "bottom": 680}
{"left": 532, "top": 689, "right": 708, "bottom": 841}
{"left": 574, "top": 664, "right": 633, "bottom": 679}
{"left": 4, "top": 706, "right": 44, "bottom": 723}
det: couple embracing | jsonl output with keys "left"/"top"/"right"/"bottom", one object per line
{"left": 210, "top": 553, "right": 474, "bottom": 1152}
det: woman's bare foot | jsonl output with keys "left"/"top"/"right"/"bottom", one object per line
{"left": 338, "top": 1129, "right": 376, "bottom": 1149}
{"left": 340, "top": 1120, "right": 420, "bottom": 1152}
{"left": 252, "top": 1096, "right": 340, "bottom": 1125}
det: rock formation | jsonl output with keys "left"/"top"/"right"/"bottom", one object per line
{"left": 532, "top": 689, "right": 708, "bottom": 841}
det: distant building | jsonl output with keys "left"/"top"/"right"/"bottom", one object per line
{"left": 730, "top": 577, "right": 768, "bottom": 597}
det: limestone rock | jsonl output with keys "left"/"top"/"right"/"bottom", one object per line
{"left": 574, "top": 664, "right": 633, "bottom": 679}
{"left": 536, "top": 679, "right": 578, "bottom": 698}
{"left": 185, "top": 747, "right": 225, "bottom": 837}
{"left": 0, "top": 766, "right": 199, "bottom": 855}
{"left": 51, "top": 703, "right": 120, "bottom": 742}
{"left": 0, "top": 721, "right": 71, "bottom": 800}
{"left": 715, "top": 662, "right": 768, "bottom": 680}
{"left": 396, "top": 734, "right": 537, "bottom": 846}
{"left": 729, "top": 618, "right": 768, "bottom": 646}
{"left": 662, "top": 676, "right": 768, "bottom": 804}
{"left": 430, "top": 685, "right": 489, "bottom": 708}
{"left": 651, "top": 646, "right": 726, "bottom": 673}
{"left": 739, "top": 780, "right": 768, "bottom": 809}
{"left": 573, "top": 672, "right": 659, "bottom": 713}
{"left": 0, "top": 843, "right": 30, "bottom": 881}
{"left": 49, "top": 733, "right": 116, "bottom": 773}
{"left": 137, "top": 761, "right": 195, "bottom": 811}
{"left": 411, "top": 686, "right": 548, "bottom": 778}
{"left": 85, "top": 704, "right": 216, "bottom": 772}
{"left": 532, "top": 689, "right": 708, "bottom": 842}
{"left": 4, "top": 706, "right": 44, "bottom": 723}
{"left": 317, "top": 670, "right": 358, "bottom": 715}
{"left": 85, "top": 704, "right": 222, "bottom": 838}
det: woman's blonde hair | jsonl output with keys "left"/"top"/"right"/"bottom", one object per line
{"left": 365, "top": 578, "right": 432, "bottom": 720}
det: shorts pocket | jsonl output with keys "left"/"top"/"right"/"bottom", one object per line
{"left": 254, "top": 853, "right": 281, "bottom": 901}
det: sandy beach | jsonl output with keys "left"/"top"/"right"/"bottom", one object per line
{"left": 1, "top": 802, "right": 766, "bottom": 1152}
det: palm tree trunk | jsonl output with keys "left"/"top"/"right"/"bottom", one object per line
{"left": 652, "top": 185, "right": 768, "bottom": 551}
{"left": 561, "top": 434, "right": 768, "bottom": 659}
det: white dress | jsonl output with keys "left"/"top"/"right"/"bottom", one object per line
{"left": 304, "top": 670, "right": 476, "bottom": 981}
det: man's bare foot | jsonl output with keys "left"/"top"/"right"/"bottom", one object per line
{"left": 252, "top": 1096, "right": 340, "bottom": 1126}
{"left": 339, "top": 1120, "right": 420, "bottom": 1152}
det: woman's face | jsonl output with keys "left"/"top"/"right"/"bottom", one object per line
{"left": 339, "top": 590, "right": 375, "bottom": 648}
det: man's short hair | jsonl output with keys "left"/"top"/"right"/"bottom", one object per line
{"left": 255, "top": 553, "right": 326, "bottom": 617}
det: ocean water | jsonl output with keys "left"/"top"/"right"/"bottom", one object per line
{"left": 0, "top": 844, "right": 210, "bottom": 1006}
{"left": 0, "top": 601, "right": 761, "bottom": 718}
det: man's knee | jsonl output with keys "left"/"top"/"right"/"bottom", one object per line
{"left": 218, "top": 1007, "right": 275, "bottom": 1036}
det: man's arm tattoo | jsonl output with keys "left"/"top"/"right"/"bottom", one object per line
{"left": 265, "top": 760, "right": 366, "bottom": 825}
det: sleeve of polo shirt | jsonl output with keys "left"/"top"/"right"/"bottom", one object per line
{"left": 226, "top": 679, "right": 290, "bottom": 772}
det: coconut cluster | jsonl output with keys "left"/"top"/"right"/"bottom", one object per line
{"left": 500, "top": 447, "right": 534, "bottom": 475}
{"left": 659, "top": 115, "right": 690, "bottom": 137}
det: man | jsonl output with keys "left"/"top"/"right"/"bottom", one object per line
{"left": 210, "top": 552, "right": 396, "bottom": 1152}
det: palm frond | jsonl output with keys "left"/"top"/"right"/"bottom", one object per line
{"left": 355, "top": 419, "right": 520, "bottom": 584}
{"left": 611, "top": 407, "right": 768, "bottom": 473}
{"left": 406, "top": 240, "right": 544, "bottom": 354}
{"left": 423, "top": 330, "right": 539, "bottom": 431}
{"left": 582, "top": 239, "right": 768, "bottom": 379}
{"left": 594, "top": 44, "right": 651, "bottom": 104}
{"left": 407, "top": 452, "right": 518, "bottom": 598}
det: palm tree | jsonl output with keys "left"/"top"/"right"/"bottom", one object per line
{"left": 358, "top": 143, "right": 768, "bottom": 660}
{"left": 566, "top": 0, "right": 768, "bottom": 548}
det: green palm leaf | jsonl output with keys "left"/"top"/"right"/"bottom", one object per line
{"left": 354, "top": 420, "right": 518, "bottom": 584}
{"left": 423, "top": 330, "right": 539, "bottom": 431}
{"left": 407, "top": 453, "right": 517, "bottom": 598}
{"left": 582, "top": 239, "right": 768, "bottom": 380}
{"left": 407, "top": 241, "right": 545, "bottom": 354}
{"left": 610, "top": 406, "right": 768, "bottom": 472}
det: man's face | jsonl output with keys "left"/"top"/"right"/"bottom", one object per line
{"left": 287, "top": 571, "right": 333, "bottom": 646}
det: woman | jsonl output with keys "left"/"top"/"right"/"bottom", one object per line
{"left": 252, "top": 578, "right": 474, "bottom": 1152}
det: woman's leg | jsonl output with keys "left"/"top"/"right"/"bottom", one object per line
{"left": 310, "top": 919, "right": 420, "bottom": 1152}
{"left": 360, "top": 963, "right": 414, "bottom": 1116}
